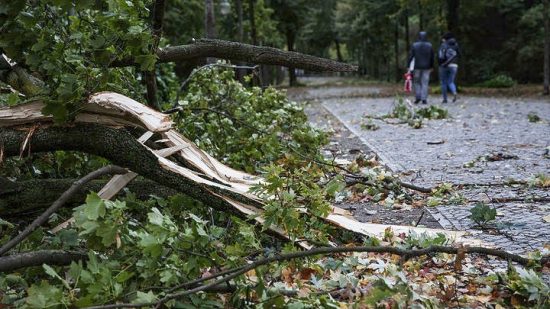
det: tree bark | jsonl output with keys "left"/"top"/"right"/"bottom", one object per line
{"left": 0, "top": 125, "right": 261, "bottom": 215}
{"left": 115, "top": 39, "right": 356, "bottom": 72}
{"left": 0, "top": 178, "right": 178, "bottom": 217}
{"left": 0, "top": 165, "right": 127, "bottom": 256}
{"left": 0, "top": 250, "right": 86, "bottom": 272}
{"left": 544, "top": 0, "right": 550, "bottom": 95}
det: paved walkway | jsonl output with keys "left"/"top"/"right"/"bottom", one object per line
{"left": 318, "top": 94, "right": 550, "bottom": 254}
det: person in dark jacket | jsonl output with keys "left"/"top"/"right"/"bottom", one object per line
{"left": 408, "top": 31, "right": 434, "bottom": 104}
{"left": 438, "top": 32, "right": 460, "bottom": 103}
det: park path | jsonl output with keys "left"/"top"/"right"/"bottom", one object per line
{"left": 290, "top": 80, "right": 550, "bottom": 255}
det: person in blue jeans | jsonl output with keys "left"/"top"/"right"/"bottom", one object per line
{"left": 438, "top": 33, "right": 460, "bottom": 103}
{"left": 408, "top": 31, "right": 435, "bottom": 104}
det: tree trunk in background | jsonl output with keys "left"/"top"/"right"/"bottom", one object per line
{"left": 335, "top": 39, "right": 343, "bottom": 62}
{"left": 287, "top": 31, "right": 297, "bottom": 86}
{"left": 205, "top": 0, "right": 216, "bottom": 38}
{"left": 248, "top": 0, "right": 262, "bottom": 86}
{"left": 446, "top": 0, "right": 459, "bottom": 34}
{"left": 235, "top": 0, "right": 246, "bottom": 82}
{"left": 204, "top": 0, "right": 216, "bottom": 64}
{"left": 544, "top": 0, "right": 550, "bottom": 95}
{"left": 418, "top": 0, "right": 424, "bottom": 30}
{"left": 405, "top": 9, "right": 410, "bottom": 53}
{"left": 395, "top": 19, "right": 400, "bottom": 82}
{"left": 249, "top": 0, "right": 257, "bottom": 45}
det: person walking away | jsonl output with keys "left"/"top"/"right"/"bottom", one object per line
{"left": 408, "top": 31, "right": 434, "bottom": 104}
{"left": 438, "top": 34, "right": 460, "bottom": 103}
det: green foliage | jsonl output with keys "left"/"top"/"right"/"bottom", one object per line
{"left": 402, "top": 232, "right": 448, "bottom": 249}
{"left": 527, "top": 112, "right": 542, "bottom": 123}
{"left": 480, "top": 74, "right": 517, "bottom": 88}
{"left": 251, "top": 162, "right": 337, "bottom": 243}
{"left": 1, "top": 193, "right": 267, "bottom": 307}
{"left": 469, "top": 202, "right": 497, "bottom": 228}
{"left": 529, "top": 173, "right": 550, "bottom": 188}
{"left": 504, "top": 267, "right": 550, "bottom": 306}
{"left": 416, "top": 105, "right": 449, "bottom": 120}
{"left": 173, "top": 66, "right": 327, "bottom": 172}
{"left": 0, "top": 0, "right": 152, "bottom": 121}
{"left": 379, "top": 97, "right": 449, "bottom": 129}
{"left": 360, "top": 118, "right": 379, "bottom": 131}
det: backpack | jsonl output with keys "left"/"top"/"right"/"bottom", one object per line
{"left": 438, "top": 44, "right": 448, "bottom": 65}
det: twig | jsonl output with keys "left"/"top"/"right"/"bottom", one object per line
{"left": 414, "top": 210, "right": 425, "bottom": 227}
{"left": 0, "top": 250, "right": 86, "bottom": 272}
{"left": 0, "top": 165, "right": 127, "bottom": 256}
{"left": 86, "top": 245, "right": 549, "bottom": 308}
{"left": 399, "top": 181, "right": 432, "bottom": 193}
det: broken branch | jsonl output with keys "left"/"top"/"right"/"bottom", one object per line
{"left": 0, "top": 165, "right": 127, "bottom": 256}
{"left": 112, "top": 39, "right": 358, "bottom": 72}
{"left": 0, "top": 250, "right": 86, "bottom": 272}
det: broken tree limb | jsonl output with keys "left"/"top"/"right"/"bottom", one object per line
{"left": 111, "top": 39, "right": 358, "bottom": 72}
{"left": 0, "top": 93, "right": 480, "bottom": 247}
{"left": 0, "top": 165, "right": 127, "bottom": 256}
{"left": 0, "top": 178, "right": 178, "bottom": 217}
{"left": 0, "top": 250, "right": 86, "bottom": 272}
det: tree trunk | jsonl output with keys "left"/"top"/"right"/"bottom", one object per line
{"left": 335, "top": 39, "right": 343, "bottom": 62}
{"left": 544, "top": 0, "right": 550, "bottom": 95}
{"left": 235, "top": 0, "right": 246, "bottom": 82}
{"left": 205, "top": 0, "right": 216, "bottom": 39}
{"left": 405, "top": 9, "right": 410, "bottom": 52}
{"left": 395, "top": 19, "right": 400, "bottom": 82}
{"left": 249, "top": 0, "right": 258, "bottom": 45}
{"left": 0, "top": 124, "right": 261, "bottom": 216}
{"left": 286, "top": 31, "right": 297, "bottom": 86}
{"left": 446, "top": 0, "right": 459, "bottom": 35}
{"left": 205, "top": 0, "right": 216, "bottom": 64}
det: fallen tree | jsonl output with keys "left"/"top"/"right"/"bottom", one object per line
{"left": 0, "top": 93, "right": 478, "bottom": 247}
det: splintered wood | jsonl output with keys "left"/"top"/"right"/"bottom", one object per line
{"left": 0, "top": 92, "right": 482, "bottom": 247}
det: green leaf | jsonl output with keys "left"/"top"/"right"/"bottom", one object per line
{"left": 26, "top": 281, "right": 64, "bottom": 308}
{"left": 84, "top": 192, "right": 106, "bottom": 220}
{"left": 133, "top": 291, "right": 158, "bottom": 304}
{"left": 58, "top": 229, "right": 79, "bottom": 247}
{"left": 148, "top": 207, "right": 164, "bottom": 226}
{"left": 43, "top": 264, "right": 61, "bottom": 280}
{"left": 7, "top": 92, "right": 19, "bottom": 106}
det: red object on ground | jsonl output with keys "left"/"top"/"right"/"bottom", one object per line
{"left": 404, "top": 72, "right": 412, "bottom": 93}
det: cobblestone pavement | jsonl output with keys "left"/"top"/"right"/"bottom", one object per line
{"left": 314, "top": 93, "right": 550, "bottom": 254}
